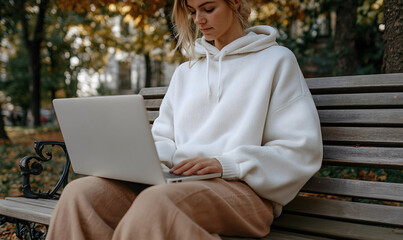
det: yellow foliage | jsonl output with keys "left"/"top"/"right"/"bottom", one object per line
{"left": 121, "top": 6, "right": 132, "bottom": 15}
{"left": 108, "top": 4, "right": 117, "bottom": 12}
{"left": 134, "top": 16, "right": 143, "bottom": 26}
{"left": 123, "top": 14, "right": 134, "bottom": 23}
{"left": 94, "top": 15, "right": 107, "bottom": 24}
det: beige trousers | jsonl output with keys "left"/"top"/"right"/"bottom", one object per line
{"left": 46, "top": 176, "right": 273, "bottom": 240}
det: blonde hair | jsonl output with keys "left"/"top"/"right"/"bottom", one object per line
{"left": 172, "top": 0, "right": 251, "bottom": 60}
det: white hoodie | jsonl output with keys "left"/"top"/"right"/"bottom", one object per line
{"left": 152, "top": 26, "right": 323, "bottom": 217}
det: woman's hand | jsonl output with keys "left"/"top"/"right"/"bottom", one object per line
{"left": 170, "top": 157, "right": 223, "bottom": 176}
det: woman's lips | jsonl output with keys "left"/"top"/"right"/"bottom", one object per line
{"left": 200, "top": 27, "right": 213, "bottom": 33}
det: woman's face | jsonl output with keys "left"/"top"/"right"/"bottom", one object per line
{"left": 186, "top": 0, "right": 243, "bottom": 50}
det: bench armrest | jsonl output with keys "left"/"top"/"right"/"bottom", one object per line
{"left": 19, "top": 141, "right": 71, "bottom": 199}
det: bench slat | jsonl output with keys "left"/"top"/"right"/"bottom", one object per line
{"left": 306, "top": 73, "right": 403, "bottom": 94}
{"left": 322, "top": 127, "right": 403, "bottom": 146}
{"left": 266, "top": 231, "right": 335, "bottom": 240}
{"left": 144, "top": 93, "right": 403, "bottom": 110}
{"left": 147, "top": 111, "right": 159, "bottom": 123}
{"left": 318, "top": 109, "right": 403, "bottom": 126}
{"left": 222, "top": 230, "right": 335, "bottom": 240}
{"left": 139, "top": 87, "right": 168, "bottom": 98}
{"left": 272, "top": 214, "right": 403, "bottom": 240}
{"left": 139, "top": 75, "right": 403, "bottom": 97}
{"left": 301, "top": 177, "right": 403, "bottom": 202}
{"left": 5, "top": 197, "right": 58, "bottom": 209}
{"left": 145, "top": 94, "right": 403, "bottom": 110}
{"left": 284, "top": 196, "right": 403, "bottom": 227}
{"left": 323, "top": 145, "right": 403, "bottom": 169}
{"left": 147, "top": 119, "right": 403, "bottom": 146}
{"left": 144, "top": 99, "right": 163, "bottom": 110}
{"left": 0, "top": 199, "right": 53, "bottom": 225}
{"left": 147, "top": 102, "right": 403, "bottom": 126}
{"left": 145, "top": 93, "right": 403, "bottom": 110}
{"left": 313, "top": 92, "right": 403, "bottom": 108}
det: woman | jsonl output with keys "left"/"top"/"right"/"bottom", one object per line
{"left": 46, "top": 0, "right": 322, "bottom": 239}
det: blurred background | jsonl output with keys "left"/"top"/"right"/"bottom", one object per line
{"left": 1, "top": 0, "right": 401, "bottom": 135}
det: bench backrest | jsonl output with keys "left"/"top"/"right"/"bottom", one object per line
{"left": 140, "top": 73, "right": 403, "bottom": 239}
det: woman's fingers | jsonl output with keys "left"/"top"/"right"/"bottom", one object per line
{"left": 170, "top": 157, "right": 222, "bottom": 176}
{"left": 182, "top": 160, "right": 211, "bottom": 176}
{"left": 169, "top": 158, "right": 198, "bottom": 173}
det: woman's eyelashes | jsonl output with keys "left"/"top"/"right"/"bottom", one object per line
{"left": 188, "top": 8, "right": 215, "bottom": 15}
{"left": 205, "top": 8, "right": 214, "bottom": 13}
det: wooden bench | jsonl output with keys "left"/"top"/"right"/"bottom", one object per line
{"left": 1, "top": 73, "right": 403, "bottom": 240}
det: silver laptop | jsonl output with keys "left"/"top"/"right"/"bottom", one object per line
{"left": 53, "top": 95, "right": 220, "bottom": 185}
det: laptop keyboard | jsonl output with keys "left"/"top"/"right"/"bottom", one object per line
{"left": 164, "top": 172, "right": 187, "bottom": 179}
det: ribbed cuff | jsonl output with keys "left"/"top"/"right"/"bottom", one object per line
{"left": 216, "top": 156, "right": 240, "bottom": 180}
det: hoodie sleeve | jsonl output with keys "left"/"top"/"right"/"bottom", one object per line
{"left": 151, "top": 72, "right": 177, "bottom": 168}
{"left": 216, "top": 50, "right": 323, "bottom": 210}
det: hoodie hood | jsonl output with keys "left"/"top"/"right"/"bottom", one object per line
{"left": 195, "top": 25, "right": 279, "bottom": 58}
{"left": 193, "top": 25, "right": 279, "bottom": 101}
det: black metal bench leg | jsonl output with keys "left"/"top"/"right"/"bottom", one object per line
{"left": 1, "top": 215, "right": 47, "bottom": 240}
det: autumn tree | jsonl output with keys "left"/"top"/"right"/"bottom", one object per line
{"left": 334, "top": 0, "right": 359, "bottom": 76}
{"left": 0, "top": 116, "right": 9, "bottom": 143}
{"left": 1, "top": 0, "right": 124, "bottom": 130}
{"left": 0, "top": 93, "right": 10, "bottom": 143}
{"left": 57, "top": 0, "right": 180, "bottom": 90}
{"left": 0, "top": 0, "right": 51, "bottom": 127}
{"left": 383, "top": 0, "right": 403, "bottom": 73}
{"left": 2, "top": 46, "right": 31, "bottom": 125}
{"left": 19, "top": 0, "right": 47, "bottom": 126}
{"left": 56, "top": 0, "right": 399, "bottom": 80}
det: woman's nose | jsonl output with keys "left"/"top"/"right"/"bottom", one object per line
{"left": 194, "top": 12, "right": 206, "bottom": 25}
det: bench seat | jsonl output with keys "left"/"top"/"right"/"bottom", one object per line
{"left": 0, "top": 198, "right": 332, "bottom": 240}
{"left": 0, "top": 198, "right": 55, "bottom": 225}
{"left": 2, "top": 196, "right": 402, "bottom": 239}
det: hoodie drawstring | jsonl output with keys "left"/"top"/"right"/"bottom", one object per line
{"left": 204, "top": 48, "right": 212, "bottom": 98}
{"left": 217, "top": 53, "right": 225, "bottom": 102}
{"left": 204, "top": 48, "right": 226, "bottom": 102}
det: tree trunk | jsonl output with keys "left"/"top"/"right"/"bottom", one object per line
{"left": 28, "top": 42, "right": 42, "bottom": 126}
{"left": 18, "top": 0, "right": 49, "bottom": 127}
{"left": 334, "top": 0, "right": 358, "bottom": 76}
{"left": 144, "top": 53, "right": 152, "bottom": 87}
{"left": 383, "top": 0, "right": 403, "bottom": 73}
{"left": 0, "top": 108, "right": 10, "bottom": 143}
